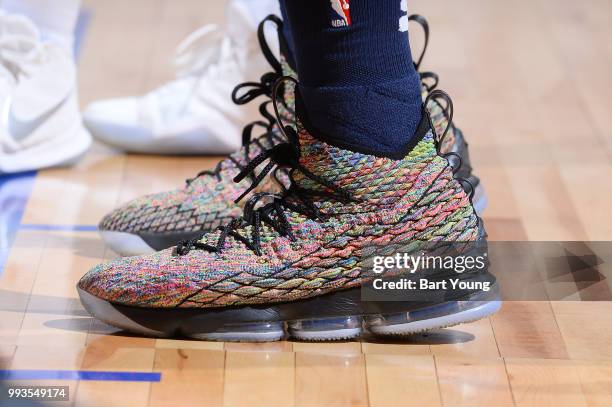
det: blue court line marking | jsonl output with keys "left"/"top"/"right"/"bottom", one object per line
{"left": 19, "top": 224, "right": 98, "bottom": 232}
{"left": 0, "top": 370, "right": 161, "bottom": 383}
{"left": 0, "top": 171, "right": 37, "bottom": 275}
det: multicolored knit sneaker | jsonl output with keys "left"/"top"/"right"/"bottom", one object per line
{"left": 98, "top": 14, "right": 485, "bottom": 257}
{"left": 99, "top": 121, "right": 286, "bottom": 256}
{"left": 98, "top": 16, "right": 290, "bottom": 257}
{"left": 78, "top": 81, "right": 500, "bottom": 341}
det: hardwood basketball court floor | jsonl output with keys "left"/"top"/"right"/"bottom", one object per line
{"left": 1, "top": 0, "right": 611, "bottom": 405}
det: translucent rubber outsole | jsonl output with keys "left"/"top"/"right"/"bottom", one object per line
{"left": 365, "top": 299, "right": 501, "bottom": 336}
{"left": 182, "top": 298, "right": 501, "bottom": 342}
{"left": 288, "top": 316, "right": 363, "bottom": 341}
{"left": 189, "top": 322, "right": 285, "bottom": 342}
{"left": 79, "top": 286, "right": 500, "bottom": 342}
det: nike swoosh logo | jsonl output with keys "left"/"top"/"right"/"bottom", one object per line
{"left": 3, "top": 92, "right": 71, "bottom": 145}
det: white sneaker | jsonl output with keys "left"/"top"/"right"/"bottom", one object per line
{"left": 0, "top": 11, "right": 91, "bottom": 174}
{"left": 83, "top": 0, "right": 279, "bottom": 155}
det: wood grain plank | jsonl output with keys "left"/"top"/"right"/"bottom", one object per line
{"left": 505, "top": 358, "right": 588, "bottom": 407}
{"left": 156, "top": 338, "right": 223, "bottom": 351}
{"left": 366, "top": 354, "right": 440, "bottom": 407}
{"left": 76, "top": 345, "right": 155, "bottom": 407}
{"left": 435, "top": 356, "right": 514, "bottom": 407}
{"left": 295, "top": 351, "right": 368, "bottom": 407}
{"left": 21, "top": 155, "right": 125, "bottom": 226}
{"left": 429, "top": 318, "right": 500, "bottom": 358}
{"left": 574, "top": 359, "right": 612, "bottom": 407}
{"left": 0, "top": 231, "right": 48, "bottom": 346}
{"left": 0, "top": 231, "right": 48, "bottom": 310}
{"left": 490, "top": 301, "right": 568, "bottom": 359}
{"left": 224, "top": 341, "right": 293, "bottom": 353}
{"left": 0, "top": 345, "right": 16, "bottom": 369}
{"left": 292, "top": 341, "right": 362, "bottom": 356}
{"left": 223, "top": 351, "right": 294, "bottom": 407}
{"left": 551, "top": 301, "right": 612, "bottom": 360}
{"left": 361, "top": 339, "right": 430, "bottom": 355}
{"left": 149, "top": 348, "right": 225, "bottom": 407}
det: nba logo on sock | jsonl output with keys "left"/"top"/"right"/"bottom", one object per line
{"left": 330, "top": 0, "right": 351, "bottom": 28}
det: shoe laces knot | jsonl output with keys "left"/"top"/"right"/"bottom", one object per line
{"left": 175, "top": 77, "right": 355, "bottom": 257}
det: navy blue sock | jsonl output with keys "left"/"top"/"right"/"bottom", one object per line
{"left": 282, "top": 0, "right": 423, "bottom": 158}
{"left": 277, "top": 0, "right": 295, "bottom": 66}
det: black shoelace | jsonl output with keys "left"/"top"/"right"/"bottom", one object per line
{"left": 408, "top": 14, "right": 430, "bottom": 71}
{"left": 176, "top": 77, "right": 355, "bottom": 257}
{"left": 186, "top": 15, "right": 290, "bottom": 186}
{"left": 185, "top": 102, "right": 281, "bottom": 185}
{"left": 230, "top": 15, "right": 284, "bottom": 105}
{"left": 423, "top": 90, "right": 476, "bottom": 202}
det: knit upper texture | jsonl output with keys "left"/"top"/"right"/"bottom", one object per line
{"left": 80, "top": 117, "right": 479, "bottom": 309}
{"left": 98, "top": 132, "right": 279, "bottom": 236}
